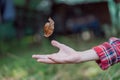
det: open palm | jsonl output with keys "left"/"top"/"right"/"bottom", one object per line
{"left": 32, "top": 40, "right": 81, "bottom": 64}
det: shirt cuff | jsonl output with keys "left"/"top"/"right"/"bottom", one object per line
{"left": 93, "top": 42, "right": 117, "bottom": 70}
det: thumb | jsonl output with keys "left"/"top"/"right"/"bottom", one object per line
{"left": 51, "top": 40, "right": 63, "bottom": 49}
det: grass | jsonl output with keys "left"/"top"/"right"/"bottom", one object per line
{"left": 0, "top": 35, "right": 120, "bottom": 80}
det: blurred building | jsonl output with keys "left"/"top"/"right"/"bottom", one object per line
{"left": 50, "top": 0, "right": 110, "bottom": 38}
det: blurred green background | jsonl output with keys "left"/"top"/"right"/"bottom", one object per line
{"left": 1, "top": 0, "right": 120, "bottom": 80}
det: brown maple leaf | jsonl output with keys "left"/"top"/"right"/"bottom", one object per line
{"left": 44, "top": 17, "right": 54, "bottom": 37}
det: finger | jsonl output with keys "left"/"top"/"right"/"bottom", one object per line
{"left": 37, "top": 58, "right": 56, "bottom": 64}
{"left": 32, "top": 54, "right": 50, "bottom": 59}
{"left": 51, "top": 40, "right": 63, "bottom": 49}
{"left": 32, "top": 53, "right": 57, "bottom": 59}
{"left": 48, "top": 56, "right": 66, "bottom": 64}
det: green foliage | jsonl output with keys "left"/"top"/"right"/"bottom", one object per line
{"left": 0, "top": 36, "right": 120, "bottom": 80}
{"left": 0, "top": 22, "right": 15, "bottom": 39}
{"left": 29, "top": 0, "right": 42, "bottom": 9}
{"left": 14, "top": 0, "right": 25, "bottom": 6}
{"left": 13, "top": 0, "right": 42, "bottom": 9}
{"left": 0, "top": 36, "right": 32, "bottom": 54}
{"left": 0, "top": 40, "right": 10, "bottom": 54}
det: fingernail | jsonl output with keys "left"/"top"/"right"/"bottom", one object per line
{"left": 32, "top": 55, "right": 36, "bottom": 58}
{"left": 51, "top": 40, "right": 55, "bottom": 43}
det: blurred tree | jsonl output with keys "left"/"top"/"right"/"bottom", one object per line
{"left": 108, "top": 0, "right": 120, "bottom": 35}
{"left": 55, "top": 0, "right": 107, "bottom": 5}
{"left": 0, "top": 10, "right": 1, "bottom": 23}
{"left": 13, "top": 0, "right": 25, "bottom": 6}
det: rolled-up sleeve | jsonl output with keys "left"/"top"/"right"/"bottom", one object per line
{"left": 93, "top": 37, "right": 120, "bottom": 70}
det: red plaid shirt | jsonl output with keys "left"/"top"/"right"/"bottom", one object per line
{"left": 93, "top": 37, "right": 120, "bottom": 70}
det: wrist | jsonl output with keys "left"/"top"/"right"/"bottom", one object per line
{"left": 77, "top": 49, "right": 99, "bottom": 63}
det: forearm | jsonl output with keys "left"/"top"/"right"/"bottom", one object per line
{"left": 77, "top": 49, "right": 99, "bottom": 62}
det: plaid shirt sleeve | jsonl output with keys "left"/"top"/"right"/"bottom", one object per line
{"left": 93, "top": 37, "right": 120, "bottom": 70}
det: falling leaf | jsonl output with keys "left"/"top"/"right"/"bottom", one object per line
{"left": 44, "top": 17, "right": 54, "bottom": 37}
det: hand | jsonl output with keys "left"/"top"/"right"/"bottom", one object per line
{"left": 32, "top": 40, "right": 81, "bottom": 64}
